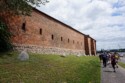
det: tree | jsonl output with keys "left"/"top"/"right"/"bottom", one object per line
{"left": 0, "top": 0, "right": 49, "bottom": 52}
{"left": 0, "top": 0, "right": 49, "bottom": 15}
{"left": 0, "top": 19, "right": 12, "bottom": 52}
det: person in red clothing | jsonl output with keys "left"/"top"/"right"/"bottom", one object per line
{"left": 111, "top": 53, "right": 117, "bottom": 72}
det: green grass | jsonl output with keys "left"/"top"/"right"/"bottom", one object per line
{"left": 0, "top": 51, "right": 100, "bottom": 83}
{"left": 118, "top": 62, "right": 125, "bottom": 68}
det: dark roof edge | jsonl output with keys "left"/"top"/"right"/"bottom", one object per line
{"left": 85, "top": 35, "right": 96, "bottom": 41}
{"left": 33, "top": 8, "right": 86, "bottom": 36}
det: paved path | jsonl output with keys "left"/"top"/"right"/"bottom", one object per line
{"left": 101, "top": 63, "right": 125, "bottom": 83}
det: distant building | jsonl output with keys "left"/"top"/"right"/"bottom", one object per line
{"left": 0, "top": 8, "right": 96, "bottom": 55}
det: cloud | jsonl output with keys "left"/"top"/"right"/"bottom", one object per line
{"left": 37, "top": 0, "right": 125, "bottom": 50}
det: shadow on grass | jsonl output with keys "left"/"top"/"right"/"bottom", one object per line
{"left": 0, "top": 51, "right": 18, "bottom": 59}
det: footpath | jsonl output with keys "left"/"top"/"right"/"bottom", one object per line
{"left": 101, "top": 57, "right": 125, "bottom": 83}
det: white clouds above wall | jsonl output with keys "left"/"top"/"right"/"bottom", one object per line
{"left": 37, "top": 0, "right": 125, "bottom": 50}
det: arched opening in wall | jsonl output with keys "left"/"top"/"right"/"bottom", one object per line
{"left": 81, "top": 42, "right": 82, "bottom": 45}
{"left": 52, "top": 34, "right": 54, "bottom": 40}
{"left": 40, "top": 28, "right": 42, "bottom": 35}
{"left": 61, "top": 37, "right": 63, "bottom": 41}
{"left": 68, "top": 38, "right": 70, "bottom": 43}
{"left": 22, "top": 22, "right": 26, "bottom": 32}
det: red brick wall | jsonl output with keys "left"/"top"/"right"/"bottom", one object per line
{"left": 88, "top": 37, "right": 92, "bottom": 55}
{"left": 0, "top": 9, "right": 97, "bottom": 55}
{"left": 0, "top": 9, "right": 87, "bottom": 55}
{"left": 93, "top": 40, "right": 96, "bottom": 55}
{"left": 84, "top": 35, "right": 89, "bottom": 55}
{"left": 84, "top": 35, "right": 96, "bottom": 55}
{"left": 91, "top": 39, "right": 95, "bottom": 55}
{"left": 24, "top": 9, "right": 85, "bottom": 50}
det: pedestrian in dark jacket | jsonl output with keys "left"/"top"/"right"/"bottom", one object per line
{"left": 111, "top": 53, "right": 117, "bottom": 72}
{"left": 102, "top": 52, "right": 107, "bottom": 67}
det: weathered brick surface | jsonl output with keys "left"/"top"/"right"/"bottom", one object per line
{"left": 84, "top": 35, "right": 96, "bottom": 55}
{"left": 84, "top": 35, "right": 89, "bottom": 55}
{"left": 0, "top": 9, "right": 96, "bottom": 55}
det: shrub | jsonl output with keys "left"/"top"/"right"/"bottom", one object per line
{"left": 0, "top": 19, "right": 13, "bottom": 52}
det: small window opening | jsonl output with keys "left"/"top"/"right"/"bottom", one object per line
{"left": 40, "top": 28, "right": 42, "bottom": 35}
{"left": 22, "top": 22, "right": 26, "bottom": 32}
{"left": 61, "top": 37, "right": 63, "bottom": 41}
{"left": 68, "top": 39, "right": 70, "bottom": 43}
{"left": 52, "top": 34, "right": 54, "bottom": 40}
{"left": 73, "top": 40, "right": 74, "bottom": 44}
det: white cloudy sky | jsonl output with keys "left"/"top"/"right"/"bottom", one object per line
{"left": 37, "top": 0, "right": 125, "bottom": 50}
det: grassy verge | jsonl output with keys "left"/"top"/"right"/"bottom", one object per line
{"left": 0, "top": 51, "right": 100, "bottom": 83}
{"left": 118, "top": 62, "right": 125, "bottom": 68}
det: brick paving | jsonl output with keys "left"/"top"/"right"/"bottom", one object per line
{"left": 101, "top": 63, "right": 125, "bottom": 83}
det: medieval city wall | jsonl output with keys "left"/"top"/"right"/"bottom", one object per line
{"left": 0, "top": 9, "right": 96, "bottom": 55}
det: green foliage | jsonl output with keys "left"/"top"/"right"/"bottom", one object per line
{"left": 0, "top": 52, "right": 100, "bottom": 83}
{"left": 0, "top": 20, "right": 12, "bottom": 52}
{"left": 0, "top": 0, "right": 49, "bottom": 16}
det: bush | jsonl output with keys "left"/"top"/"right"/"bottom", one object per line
{"left": 0, "top": 19, "right": 13, "bottom": 52}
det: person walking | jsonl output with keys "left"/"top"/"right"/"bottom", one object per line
{"left": 111, "top": 53, "right": 117, "bottom": 72}
{"left": 102, "top": 52, "right": 108, "bottom": 67}
{"left": 107, "top": 52, "right": 111, "bottom": 65}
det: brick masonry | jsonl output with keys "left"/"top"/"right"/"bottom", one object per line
{"left": 0, "top": 8, "right": 96, "bottom": 55}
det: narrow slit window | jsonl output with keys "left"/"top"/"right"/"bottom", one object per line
{"left": 61, "top": 37, "right": 63, "bottom": 41}
{"left": 52, "top": 34, "right": 54, "bottom": 40}
{"left": 68, "top": 39, "right": 69, "bottom": 43}
{"left": 40, "top": 28, "right": 42, "bottom": 35}
{"left": 22, "top": 22, "right": 26, "bottom": 32}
